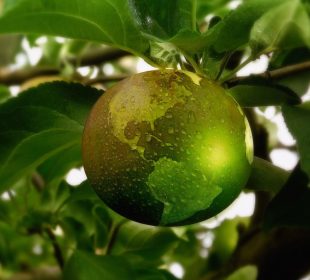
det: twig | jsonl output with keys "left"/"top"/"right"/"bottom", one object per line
{"left": 84, "top": 74, "right": 129, "bottom": 85}
{"left": 0, "top": 66, "right": 60, "bottom": 85}
{"left": 31, "top": 172, "right": 46, "bottom": 192}
{"left": 68, "top": 48, "right": 128, "bottom": 67}
{"left": 262, "top": 60, "right": 310, "bottom": 79}
{"left": 106, "top": 220, "right": 126, "bottom": 255}
{"left": 31, "top": 174, "right": 64, "bottom": 269}
{"left": 226, "top": 60, "right": 310, "bottom": 87}
{"left": 0, "top": 48, "right": 129, "bottom": 85}
{"left": 44, "top": 227, "right": 65, "bottom": 269}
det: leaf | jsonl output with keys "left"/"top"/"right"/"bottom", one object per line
{"left": 128, "top": 0, "right": 193, "bottom": 39}
{"left": 63, "top": 180, "right": 99, "bottom": 204}
{"left": 0, "top": 0, "right": 149, "bottom": 56}
{"left": 38, "top": 144, "right": 82, "bottom": 184}
{"left": 201, "top": 48, "right": 226, "bottom": 80}
{"left": 135, "top": 268, "right": 178, "bottom": 280}
{"left": 278, "top": 71, "right": 310, "bottom": 98}
{"left": 283, "top": 102, "right": 310, "bottom": 177}
{"left": 18, "top": 210, "right": 54, "bottom": 233}
{"left": 128, "top": 0, "right": 209, "bottom": 55}
{"left": 209, "top": 218, "right": 248, "bottom": 269}
{"left": 0, "top": 85, "right": 10, "bottom": 103}
{"left": 196, "top": 0, "right": 231, "bottom": 21}
{"left": 226, "top": 265, "right": 258, "bottom": 280}
{"left": 250, "top": 0, "right": 310, "bottom": 54}
{"left": 111, "top": 221, "right": 179, "bottom": 264}
{"left": 93, "top": 205, "right": 111, "bottom": 248}
{"left": 60, "top": 217, "right": 93, "bottom": 251}
{"left": 246, "top": 157, "right": 289, "bottom": 194}
{"left": 229, "top": 82, "right": 301, "bottom": 107}
{"left": 206, "top": 0, "right": 286, "bottom": 53}
{"left": 270, "top": 47, "right": 310, "bottom": 97}
{"left": 63, "top": 250, "right": 134, "bottom": 280}
{"left": 168, "top": 30, "right": 208, "bottom": 53}
{"left": 0, "top": 129, "right": 81, "bottom": 192}
{"left": 0, "top": 82, "right": 101, "bottom": 193}
{"left": 264, "top": 164, "right": 310, "bottom": 229}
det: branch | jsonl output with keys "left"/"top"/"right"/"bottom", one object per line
{"left": 0, "top": 48, "right": 129, "bottom": 85}
{"left": 263, "top": 60, "right": 310, "bottom": 79}
{"left": 84, "top": 74, "right": 129, "bottom": 85}
{"left": 0, "top": 66, "right": 59, "bottom": 85}
{"left": 31, "top": 172, "right": 46, "bottom": 192}
{"left": 226, "top": 60, "right": 310, "bottom": 87}
{"left": 8, "top": 266, "right": 61, "bottom": 280}
{"left": 30, "top": 174, "right": 64, "bottom": 270}
{"left": 44, "top": 227, "right": 65, "bottom": 269}
{"left": 68, "top": 48, "right": 128, "bottom": 67}
{"left": 105, "top": 220, "right": 127, "bottom": 255}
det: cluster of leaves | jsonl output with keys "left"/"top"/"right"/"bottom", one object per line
{"left": 0, "top": 0, "right": 309, "bottom": 279}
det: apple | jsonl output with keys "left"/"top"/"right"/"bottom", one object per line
{"left": 82, "top": 70, "right": 253, "bottom": 226}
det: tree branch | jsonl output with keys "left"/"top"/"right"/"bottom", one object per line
{"left": 226, "top": 60, "right": 310, "bottom": 88}
{"left": 0, "top": 48, "right": 129, "bottom": 85}
{"left": 8, "top": 266, "right": 61, "bottom": 280}
{"left": 44, "top": 227, "right": 65, "bottom": 269}
{"left": 68, "top": 48, "right": 128, "bottom": 67}
{"left": 84, "top": 74, "right": 129, "bottom": 85}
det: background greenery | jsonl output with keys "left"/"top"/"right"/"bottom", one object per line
{"left": 0, "top": 0, "right": 309, "bottom": 279}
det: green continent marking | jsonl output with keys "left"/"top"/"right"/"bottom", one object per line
{"left": 147, "top": 157, "right": 222, "bottom": 225}
{"left": 108, "top": 77, "right": 193, "bottom": 157}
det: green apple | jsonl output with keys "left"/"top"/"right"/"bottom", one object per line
{"left": 82, "top": 70, "right": 253, "bottom": 226}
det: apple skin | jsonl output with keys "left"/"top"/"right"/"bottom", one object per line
{"left": 82, "top": 70, "right": 253, "bottom": 226}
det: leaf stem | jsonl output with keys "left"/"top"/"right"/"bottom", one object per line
{"left": 182, "top": 51, "right": 205, "bottom": 76}
{"left": 219, "top": 55, "right": 254, "bottom": 83}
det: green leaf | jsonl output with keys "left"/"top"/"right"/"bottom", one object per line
{"left": 168, "top": 30, "right": 208, "bottom": 53}
{"left": 229, "top": 82, "right": 301, "bottom": 107}
{"left": 270, "top": 48, "right": 310, "bottom": 97}
{"left": 206, "top": 0, "right": 286, "bottom": 53}
{"left": 60, "top": 217, "right": 93, "bottom": 251}
{"left": 196, "top": 0, "right": 231, "bottom": 21}
{"left": 93, "top": 205, "right": 111, "bottom": 249}
{"left": 264, "top": 164, "right": 310, "bottom": 229}
{"left": 0, "top": 84, "right": 10, "bottom": 103}
{"left": 111, "top": 221, "right": 179, "bottom": 264}
{"left": 209, "top": 218, "right": 248, "bottom": 269}
{"left": 128, "top": 0, "right": 194, "bottom": 39}
{"left": 38, "top": 144, "right": 82, "bottom": 184}
{"left": 63, "top": 180, "right": 99, "bottom": 205}
{"left": 128, "top": 0, "right": 209, "bottom": 55}
{"left": 18, "top": 210, "right": 54, "bottom": 233}
{"left": 0, "top": 0, "right": 149, "bottom": 56}
{"left": 0, "top": 82, "right": 101, "bottom": 193}
{"left": 135, "top": 268, "right": 178, "bottom": 280}
{"left": 0, "top": 129, "right": 81, "bottom": 193}
{"left": 63, "top": 250, "right": 134, "bottom": 280}
{"left": 40, "top": 180, "right": 71, "bottom": 213}
{"left": 278, "top": 71, "right": 310, "bottom": 98}
{"left": 226, "top": 265, "right": 258, "bottom": 280}
{"left": 202, "top": 48, "right": 226, "bottom": 80}
{"left": 246, "top": 157, "right": 289, "bottom": 194}
{"left": 250, "top": 0, "right": 310, "bottom": 53}
{"left": 283, "top": 102, "right": 310, "bottom": 177}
